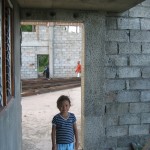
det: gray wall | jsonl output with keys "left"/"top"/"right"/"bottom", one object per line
{"left": 21, "top": 0, "right": 150, "bottom": 150}
{"left": 105, "top": 1, "right": 150, "bottom": 149}
{"left": 0, "top": 0, "right": 22, "bottom": 150}
{"left": 53, "top": 25, "right": 82, "bottom": 77}
{"left": 0, "top": 0, "right": 2, "bottom": 106}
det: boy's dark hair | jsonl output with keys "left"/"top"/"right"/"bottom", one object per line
{"left": 57, "top": 95, "right": 71, "bottom": 109}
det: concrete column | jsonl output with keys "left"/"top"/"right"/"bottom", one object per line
{"left": 48, "top": 23, "right": 54, "bottom": 77}
{"left": 82, "top": 13, "right": 106, "bottom": 150}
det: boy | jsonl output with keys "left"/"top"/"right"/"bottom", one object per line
{"left": 51, "top": 95, "right": 79, "bottom": 150}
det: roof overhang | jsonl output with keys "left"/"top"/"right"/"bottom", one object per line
{"left": 17, "top": 0, "right": 144, "bottom": 12}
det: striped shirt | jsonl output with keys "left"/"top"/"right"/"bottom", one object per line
{"left": 52, "top": 112, "right": 76, "bottom": 144}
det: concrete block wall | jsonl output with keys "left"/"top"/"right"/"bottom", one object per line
{"left": 21, "top": 47, "right": 38, "bottom": 79}
{"left": 20, "top": 3, "right": 150, "bottom": 149}
{"left": 53, "top": 25, "right": 82, "bottom": 77}
{"left": 105, "top": 0, "right": 150, "bottom": 149}
{"left": 21, "top": 26, "right": 49, "bottom": 79}
{"left": 21, "top": 25, "right": 82, "bottom": 79}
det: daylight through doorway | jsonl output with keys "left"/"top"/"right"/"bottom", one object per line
{"left": 21, "top": 22, "right": 83, "bottom": 150}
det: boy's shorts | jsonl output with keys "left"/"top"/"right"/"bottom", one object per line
{"left": 57, "top": 142, "right": 74, "bottom": 150}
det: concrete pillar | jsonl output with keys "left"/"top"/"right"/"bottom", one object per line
{"left": 48, "top": 23, "right": 54, "bottom": 78}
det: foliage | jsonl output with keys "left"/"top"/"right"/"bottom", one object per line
{"left": 38, "top": 66, "right": 45, "bottom": 72}
{"left": 38, "top": 55, "right": 49, "bottom": 72}
{"left": 21, "top": 25, "right": 33, "bottom": 32}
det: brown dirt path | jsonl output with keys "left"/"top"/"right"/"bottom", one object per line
{"left": 22, "top": 87, "right": 81, "bottom": 150}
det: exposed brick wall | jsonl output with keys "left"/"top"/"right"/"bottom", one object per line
{"left": 105, "top": 0, "right": 150, "bottom": 149}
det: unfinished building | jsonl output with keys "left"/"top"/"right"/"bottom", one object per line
{"left": 21, "top": 22, "right": 82, "bottom": 78}
{"left": 1, "top": 0, "right": 150, "bottom": 150}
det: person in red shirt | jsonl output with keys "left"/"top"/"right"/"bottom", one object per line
{"left": 75, "top": 61, "right": 81, "bottom": 77}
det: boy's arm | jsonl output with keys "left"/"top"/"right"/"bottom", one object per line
{"left": 73, "top": 123, "right": 79, "bottom": 150}
{"left": 51, "top": 125, "right": 56, "bottom": 150}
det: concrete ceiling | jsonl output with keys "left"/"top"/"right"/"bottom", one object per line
{"left": 17, "top": 0, "right": 144, "bottom": 12}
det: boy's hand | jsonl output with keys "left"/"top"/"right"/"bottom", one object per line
{"left": 75, "top": 142, "right": 79, "bottom": 150}
{"left": 52, "top": 144, "right": 57, "bottom": 150}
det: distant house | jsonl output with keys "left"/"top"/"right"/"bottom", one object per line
{"left": 21, "top": 22, "right": 82, "bottom": 79}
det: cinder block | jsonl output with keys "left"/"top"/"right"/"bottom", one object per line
{"left": 117, "top": 136, "right": 140, "bottom": 147}
{"left": 119, "top": 114, "right": 140, "bottom": 125}
{"left": 117, "top": 18, "right": 140, "bottom": 29}
{"left": 129, "top": 6, "right": 150, "bottom": 18}
{"left": 141, "top": 113, "right": 150, "bottom": 123}
{"left": 129, "top": 125, "right": 149, "bottom": 135}
{"left": 117, "top": 91, "right": 140, "bottom": 103}
{"left": 141, "top": 18, "right": 150, "bottom": 30}
{"left": 142, "top": 0, "right": 150, "bottom": 7}
{"left": 130, "top": 30, "right": 150, "bottom": 42}
{"left": 105, "top": 80, "right": 126, "bottom": 91}
{"left": 106, "top": 30, "right": 129, "bottom": 42}
{"left": 141, "top": 91, "right": 150, "bottom": 102}
{"left": 118, "top": 67, "right": 141, "bottom": 78}
{"left": 129, "top": 103, "right": 150, "bottom": 113}
{"left": 106, "top": 103, "right": 128, "bottom": 114}
{"left": 106, "top": 126, "right": 128, "bottom": 137}
{"left": 105, "top": 55, "right": 127, "bottom": 66}
{"left": 130, "top": 55, "right": 150, "bottom": 66}
{"left": 142, "top": 68, "right": 150, "bottom": 78}
{"left": 129, "top": 79, "right": 150, "bottom": 90}
{"left": 142, "top": 43, "right": 150, "bottom": 53}
{"left": 119, "top": 42, "right": 141, "bottom": 54}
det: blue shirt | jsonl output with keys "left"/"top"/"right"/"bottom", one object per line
{"left": 52, "top": 112, "right": 76, "bottom": 144}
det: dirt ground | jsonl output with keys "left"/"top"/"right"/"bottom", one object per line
{"left": 21, "top": 87, "right": 81, "bottom": 150}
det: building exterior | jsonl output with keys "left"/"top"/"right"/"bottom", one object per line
{"left": 21, "top": 23, "right": 82, "bottom": 79}
{"left": 2, "top": 0, "right": 150, "bottom": 150}
{"left": 0, "top": 0, "right": 22, "bottom": 150}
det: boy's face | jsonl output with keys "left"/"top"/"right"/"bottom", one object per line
{"left": 59, "top": 100, "right": 70, "bottom": 113}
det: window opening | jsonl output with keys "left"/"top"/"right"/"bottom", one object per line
{"left": 1, "top": 0, "right": 14, "bottom": 107}
{"left": 65, "top": 26, "right": 80, "bottom": 33}
{"left": 21, "top": 25, "right": 36, "bottom": 32}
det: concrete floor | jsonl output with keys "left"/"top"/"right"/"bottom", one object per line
{"left": 22, "top": 87, "right": 81, "bottom": 150}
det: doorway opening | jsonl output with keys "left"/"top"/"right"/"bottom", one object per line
{"left": 21, "top": 21, "right": 83, "bottom": 150}
{"left": 37, "top": 54, "right": 49, "bottom": 78}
